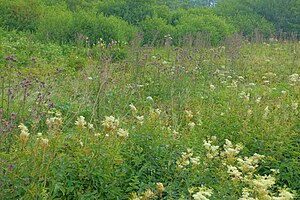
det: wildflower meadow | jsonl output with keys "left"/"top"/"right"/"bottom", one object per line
{"left": 0, "top": 28, "right": 300, "bottom": 199}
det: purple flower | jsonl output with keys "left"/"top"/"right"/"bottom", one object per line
{"left": 9, "top": 164, "right": 14, "bottom": 171}
{"left": 50, "top": 103, "right": 55, "bottom": 108}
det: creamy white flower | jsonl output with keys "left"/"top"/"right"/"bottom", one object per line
{"left": 192, "top": 186, "right": 213, "bottom": 200}
{"left": 146, "top": 96, "right": 153, "bottom": 102}
{"left": 117, "top": 128, "right": 129, "bottom": 140}
{"left": 75, "top": 116, "right": 86, "bottom": 129}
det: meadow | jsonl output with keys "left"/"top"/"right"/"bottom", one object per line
{"left": 0, "top": 30, "right": 299, "bottom": 199}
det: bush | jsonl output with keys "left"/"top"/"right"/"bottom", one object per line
{"left": 214, "top": 0, "right": 275, "bottom": 38}
{"left": 0, "top": 0, "right": 44, "bottom": 31}
{"left": 36, "top": 4, "right": 74, "bottom": 43}
{"left": 175, "top": 14, "right": 235, "bottom": 46}
{"left": 140, "top": 16, "right": 175, "bottom": 45}
{"left": 227, "top": 14, "right": 275, "bottom": 38}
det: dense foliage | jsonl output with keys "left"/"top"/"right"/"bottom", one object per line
{"left": 0, "top": 27, "right": 299, "bottom": 199}
{"left": 0, "top": 0, "right": 298, "bottom": 46}
{"left": 0, "top": 0, "right": 299, "bottom": 199}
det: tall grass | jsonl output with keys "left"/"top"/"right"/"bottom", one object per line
{"left": 0, "top": 32, "right": 299, "bottom": 199}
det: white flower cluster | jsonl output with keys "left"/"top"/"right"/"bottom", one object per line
{"left": 102, "top": 116, "right": 119, "bottom": 131}
{"left": 37, "top": 133, "right": 49, "bottom": 149}
{"left": 185, "top": 110, "right": 194, "bottom": 122}
{"left": 203, "top": 136, "right": 219, "bottom": 160}
{"left": 221, "top": 139, "right": 243, "bottom": 165}
{"left": 75, "top": 116, "right": 87, "bottom": 129}
{"left": 46, "top": 112, "right": 63, "bottom": 130}
{"left": 289, "top": 73, "right": 299, "bottom": 83}
{"left": 149, "top": 108, "right": 161, "bottom": 120}
{"left": 192, "top": 186, "right": 213, "bottom": 200}
{"left": 176, "top": 148, "right": 200, "bottom": 169}
{"left": 117, "top": 128, "right": 129, "bottom": 140}
{"left": 19, "top": 123, "right": 30, "bottom": 148}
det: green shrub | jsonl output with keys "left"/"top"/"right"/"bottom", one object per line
{"left": 72, "top": 11, "right": 136, "bottom": 45}
{"left": 227, "top": 14, "right": 275, "bottom": 38}
{"left": 214, "top": 0, "right": 275, "bottom": 38}
{"left": 36, "top": 4, "right": 74, "bottom": 43}
{"left": 175, "top": 14, "right": 235, "bottom": 45}
{"left": 0, "top": 0, "right": 44, "bottom": 31}
{"left": 140, "top": 16, "right": 175, "bottom": 45}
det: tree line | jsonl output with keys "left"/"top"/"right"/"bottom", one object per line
{"left": 0, "top": 0, "right": 298, "bottom": 46}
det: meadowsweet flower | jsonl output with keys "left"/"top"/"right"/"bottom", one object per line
{"left": 249, "top": 83, "right": 256, "bottom": 86}
{"left": 263, "top": 106, "right": 270, "bottom": 119}
{"left": 87, "top": 123, "right": 94, "bottom": 130}
{"left": 252, "top": 174, "right": 276, "bottom": 198}
{"left": 192, "top": 186, "right": 213, "bottom": 200}
{"left": 255, "top": 97, "right": 261, "bottom": 104}
{"left": 231, "top": 80, "right": 238, "bottom": 88}
{"left": 117, "top": 128, "right": 129, "bottom": 140}
{"left": 150, "top": 108, "right": 161, "bottom": 119}
{"left": 144, "top": 189, "right": 155, "bottom": 198}
{"left": 20, "top": 130, "right": 30, "bottom": 146}
{"left": 40, "top": 138, "right": 49, "bottom": 149}
{"left": 37, "top": 132, "right": 42, "bottom": 137}
{"left": 46, "top": 116, "right": 63, "bottom": 130}
{"left": 75, "top": 116, "right": 86, "bottom": 129}
{"left": 291, "top": 101, "right": 298, "bottom": 113}
{"left": 18, "top": 123, "right": 28, "bottom": 132}
{"left": 185, "top": 110, "right": 194, "bottom": 121}
{"left": 270, "top": 169, "right": 280, "bottom": 174}
{"left": 146, "top": 96, "right": 153, "bottom": 102}
{"left": 221, "top": 139, "right": 243, "bottom": 164}
{"left": 237, "top": 153, "right": 265, "bottom": 174}
{"left": 247, "top": 109, "right": 253, "bottom": 116}
{"left": 273, "top": 188, "right": 295, "bottom": 200}
{"left": 136, "top": 116, "right": 144, "bottom": 125}
{"left": 176, "top": 152, "right": 190, "bottom": 169}
{"left": 227, "top": 165, "right": 242, "bottom": 182}
{"left": 102, "top": 116, "right": 119, "bottom": 131}
{"left": 203, "top": 138, "right": 219, "bottom": 159}
{"left": 210, "top": 84, "right": 216, "bottom": 91}
{"left": 239, "top": 188, "right": 257, "bottom": 200}
{"left": 188, "top": 122, "right": 196, "bottom": 129}
{"left": 289, "top": 73, "right": 299, "bottom": 82}
{"left": 19, "top": 123, "right": 30, "bottom": 148}
{"left": 156, "top": 182, "right": 165, "bottom": 198}
{"left": 129, "top": 103, "right": 137, "bottom": 114}
{"left": 239, "top": 91, "right": 250, "bottom": 101}
{"left": 190, "top": 157, "right": 200, "bottom": 166}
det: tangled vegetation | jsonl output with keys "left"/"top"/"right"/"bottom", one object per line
{"left": 0, "top": 26, "right": 299, "bottom": 198}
